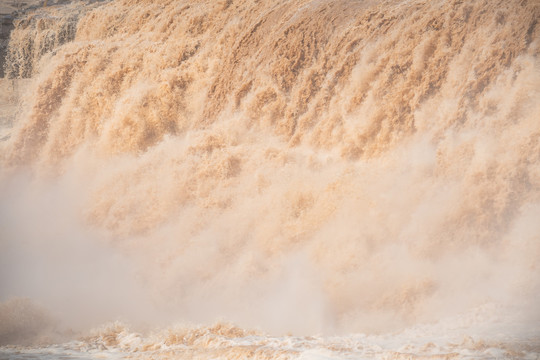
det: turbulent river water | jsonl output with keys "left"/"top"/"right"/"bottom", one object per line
{"left": 1, "top": 0, "right": 539, "bottom": 358}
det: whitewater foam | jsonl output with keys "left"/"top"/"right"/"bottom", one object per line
{"left": 0, "top": 0, "right": 539, "bottom": 357}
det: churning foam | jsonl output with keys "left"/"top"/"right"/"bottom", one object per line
{"left": 0, "top": 0, "right": 539, "bottom": 357}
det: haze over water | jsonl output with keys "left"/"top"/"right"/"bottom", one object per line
{"left": 1, "top": 0, "right": 539, "bottom": 358}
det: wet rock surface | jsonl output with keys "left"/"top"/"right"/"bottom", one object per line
{"left": 0, "top": 14, "right": 14, "bottom": 77}
{"left": 0, "top": 1, "right": 91, "bottom": 78}
{"left": 1, "top": 1, "right": 40, "bottom": 78}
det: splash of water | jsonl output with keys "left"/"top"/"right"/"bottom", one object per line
{"left": 0, "top": 0, "right": 539, "bottom": 357}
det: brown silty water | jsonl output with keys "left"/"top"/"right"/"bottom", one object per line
{"left": 0, "top": 0, "right": 539, "bottom": 358}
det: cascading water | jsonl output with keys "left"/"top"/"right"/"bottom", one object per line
{"left": 0, "top": 0, "right": 539, "bottom": 358}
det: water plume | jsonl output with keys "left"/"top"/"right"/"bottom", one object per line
{"left": 0, "top": 0, "right": 539, "bottom": 357}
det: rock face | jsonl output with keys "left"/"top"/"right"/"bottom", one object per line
{"left": 0, "top": 0, "right": 97, "bottom": 78}
{"left": 4, "top": 10, "right": 80, "bottom": 78}
{"left": 0, "top": 14, "right": 15, "bottom": 78}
